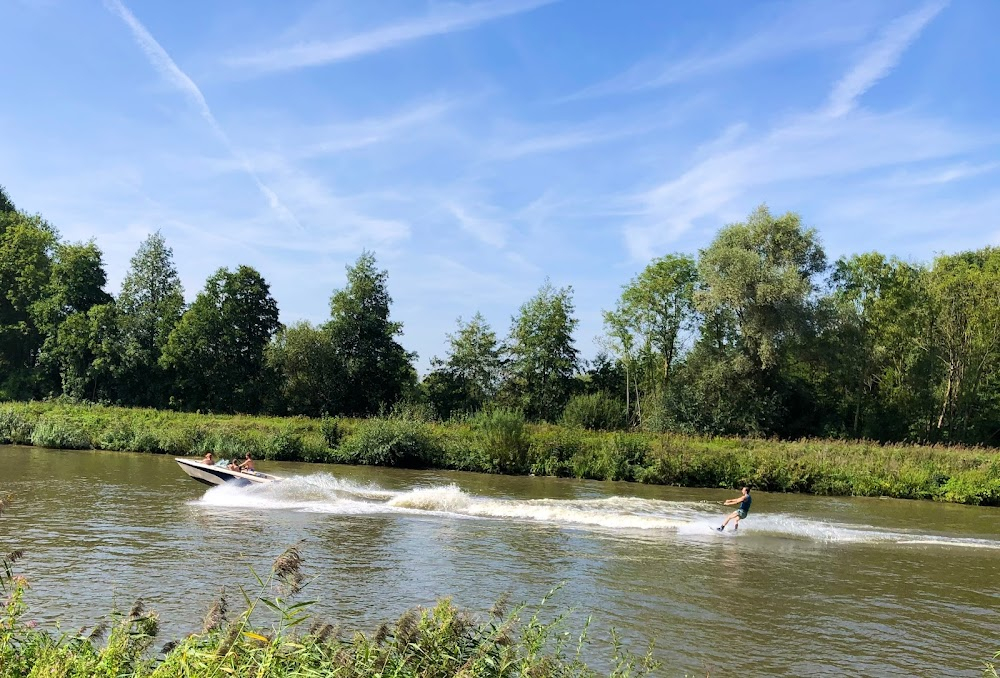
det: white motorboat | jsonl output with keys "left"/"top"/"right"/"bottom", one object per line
{"left": 175, "top": 457, "right": 282, "bottom": 487}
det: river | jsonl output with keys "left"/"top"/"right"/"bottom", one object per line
{"left": 1, "top": 445, "right": 998, "bottom": 675}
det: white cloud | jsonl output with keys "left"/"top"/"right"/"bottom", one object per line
{"left": 447, "top": 202, "right": 507, "bottom": 248}
{"left": 824, "top": 0, "right": 948, "bottom": 117}
{"left": 623, "top": 2, "right": 955, "bottom": 260}
{"left": 227, "top": 0, "right": 558, "bottom": 75}
{"left": 879, "top": 161, "right": 1000, "bottom": 188}
{"left": 572, "top": 1, "right": 879, "bottom": 99}
{"left": 103, "top": 0, "right": 301, "bottom": 229}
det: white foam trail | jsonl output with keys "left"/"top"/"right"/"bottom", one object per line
{"left": 188, "top": 475, "right": 1000, "bottom": 549}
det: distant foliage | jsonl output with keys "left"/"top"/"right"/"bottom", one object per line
{"left": 0, "top": 406, "right": 34, "bottom": 445}
{"left": 599, "top": 434, "right": 650, "bottom": 482}
{"left": 561, "top": 392, "right": 627, "bottom": 431}
{"left": 320, "top": 416, "right": 344, "bottom": 448}
{"left": 3, "top": 181, "right": 1000, "bottom": 448}
{"left": 337, "top": 418, "right": 438, "bottom": 468}
{"left": 472, "top": 407, "right": 530, "bottom": 473}
{"left": 263, "top": 427, "right": 304, "bottom": 461}
{"left": 29, "top": 416, "right": 90, "bottom": 449}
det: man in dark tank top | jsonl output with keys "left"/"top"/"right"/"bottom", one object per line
{"left": 717, "top": 486, "right": 752, "bottom": 532}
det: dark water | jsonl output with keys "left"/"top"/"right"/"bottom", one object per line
{"left": 1, "top": 445, "right": 998, "bottom": 675}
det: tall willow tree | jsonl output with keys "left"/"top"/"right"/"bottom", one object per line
{"left": 686, "top": 205, "right": 827, "bottom": 434}
{"left": 697, "top": 205, "right": 826, "bottom": 372}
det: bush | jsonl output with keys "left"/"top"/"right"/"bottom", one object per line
{"left": 338, "top": 418, "right": 439, "bottom": 468}
{"left": 97, "top": 422, "right": 135, "bottom": 450}
{"left": 263, "top": 428, "right": 304, "bottom": 461}
{"left": 0, "top": 406, "right": 34, "bottom": 445}
{"left": 320, "top": 416, "right": 344, "bottom": 449}
{"left": 599, "top": 433, "right": 650, "bottom": 481}
{"left": 561, "top": 392, "right": 627, "bottom": 431}
{"left": 471, "top": 408, "right": 530, "bottom": 473}
{"left": 528, "top": 426, "right": 591, "bottom": 477}
{"left": 29, "top": 417, "right": 91, "bottom": 450}
{"left": 194, "top": 431, "right": 261, "bottom": 459}
{"left": 156, "top": 427, "right": 200, "bottom": 455}
{"left": 130, "top": 430, "right": 163, "bottom": 454}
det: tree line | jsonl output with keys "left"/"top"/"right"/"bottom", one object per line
{"left": 2, "top": 184, "right": 998, "bottom": 445}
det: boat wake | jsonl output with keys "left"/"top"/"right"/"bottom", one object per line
{"left": 192, "top": 474, "right": 1000, "bottom": 550}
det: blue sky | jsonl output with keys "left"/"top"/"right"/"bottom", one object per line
{"left": 2, "top": 0, "right": 998, "bottom": 371}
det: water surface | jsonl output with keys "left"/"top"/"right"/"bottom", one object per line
{"left": 1, "top": 445, "right": 998, "bottom": 675}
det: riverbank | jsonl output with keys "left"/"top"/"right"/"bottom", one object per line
{"left": 1, "top": 400, "right": 998, "bottom": 505}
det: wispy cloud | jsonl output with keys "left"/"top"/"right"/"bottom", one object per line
{"left": 198, "top": 99, "right": 457, "bottom": 175}
{"left": 879, "top": 161, "right": 1000, "bottom": 188}
{"left": 825, "top": 0, "right": 948, "bottom": 117}
{"left": 447, "top": 202, "right": 507, "bottom": 248}
{"left": 103, "top": 0, "right": 301, "bottom": 228}
{"left": 623, "top": 2, "right": 954, "bottom": 259}
{"left": 227, "top": 0, "right": 558, "bottom": 75}
{"left": 572, "top": 2, "right": 877, "bottom": 99}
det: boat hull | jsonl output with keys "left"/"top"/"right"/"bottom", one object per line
{"left": 175, "top": 458, "right": 280, "bottom": 487}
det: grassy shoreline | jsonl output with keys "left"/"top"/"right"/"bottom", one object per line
{"left": 1, "top": 400, "right": 999, "bottom": 505}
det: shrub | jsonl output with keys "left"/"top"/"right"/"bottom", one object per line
{"left": 130, "top": 430, "right": 163, "bottom": 454}
{"left": 97, "top": 422, "right": 135, "bottom": 451}
{"left": 194, "top": 431, "right": 260, "bottom": 459}
{"left": 29, "top": 417, "right": 91, "bottom": 450}
{"left": 561, "top": 392, "right": 627, "bottom": 431}
{"left": 471, "top": 408, "right": 530, "bottom": 473}
{"left": 156, "top": 427, "right": 200, "bottom": 455}
{"left": 600, "top": 433, "right": 650, "bottom": 481}
{"left": 320, "top": 416, "right": 344, "bottom": 449}
{"left": 0, "top": 407, "right": 34, "bottom": 445}
{"left": 528, "top": 426, "right": 591, "bottom": 477}
{"left": 263, "top": 428, "right": 304, "bottom": 461}
{"left": 338, "top": 418, "right": 438, "bottom": 468}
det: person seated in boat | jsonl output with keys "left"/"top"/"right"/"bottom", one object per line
{"left": 201, "top": 452, "right": 214, "bottom": 465}
{"left": 238, "top": 453, "right": 255, "bottom": 473}
{"left": 227, "top": 459, "right": 242, "bottom": 472}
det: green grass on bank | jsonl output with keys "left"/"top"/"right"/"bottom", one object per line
{"left": 1, "top": 400, "right": 999, "bottom": 505}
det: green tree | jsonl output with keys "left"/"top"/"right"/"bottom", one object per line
{"left": 0, "top": 185, "right": 16, "bottom": 214}
{"left": 924, "top": 248, "right": 1000, "bottom": 441}
{"left": 160, "top": 265, "right": 281, "bottom": 413}
{"left": 828, "top": 253, "right": 932, "bottom": 439}
{"left": 115, "top": 232, "right": 186, "bottom": 407}
{"left": 666, "top": 205, "right": 828, "bottom": 436}
{"left": 325, "top": 252, "right": 415, "bottom": 416}
{"left": 32, "top": 241, "right": 113, "bottom": 396}
{"left": 426, "top": 313, "right": 502, "bottom": 418}
{"left": 603, "top": 254, "right": 698, "bottom": 424}
{"left": 0, "top": 211, "right": 57, "bottom": 399}
{"left": 504, "top": 280, "right": 579, "bottom": 421}
{"left": 697, "top": 205, "right": 827, "bottom": 372}
{"left": 265, "top": 320, "right": 343, "bottom": 417}
{"left": 46, "top": 303, "right": 120, "bottom": 401}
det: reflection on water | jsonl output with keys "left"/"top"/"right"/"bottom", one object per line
{"left": 1, "top": 445, "right": 998, "bottom": 676}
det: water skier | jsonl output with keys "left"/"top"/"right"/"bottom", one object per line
{"left": 717, "top": 486, "right": 751, "bottom": 532}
